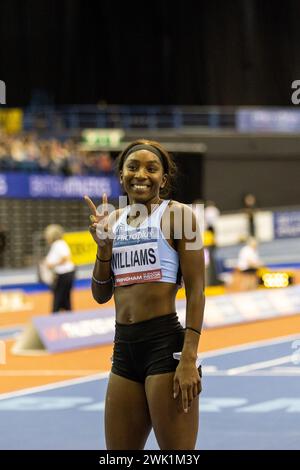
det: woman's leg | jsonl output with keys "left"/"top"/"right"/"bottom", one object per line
{"left": 52, "top": 282, "right": 62, "bottom": 313}
{"left": 105, "top": 372, "right": 152, "bottom": 450}
{"left": 145, "top": 372, "right": 199, "bottom": 450}
{"left": 61, "top": 272, "right": 74, "bottom": 310}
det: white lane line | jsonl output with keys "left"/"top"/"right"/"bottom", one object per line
{"left": 198, "top": 370, "right": 300, "bottom": 376}
{"left": 0, "top": 324, "right": 25, "bottom": 332}
{"left": 233, "top": 370, "right": 300, "bottom": 376}
{"left": 200, "top": 333, "right": 300, "bottom": 359}
{"left": 227, "top": 355, "right": 292, "bottom": 375}
{"left": 0, "top": 333, "right": 298, "bottom": 400}
{"left": 0, "top": 372, "right": 109, "bottom": 401}
{"left": 0, "top": 370, "right": 101, "bottom": 376}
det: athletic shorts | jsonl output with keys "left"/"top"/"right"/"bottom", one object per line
{"left": 111, "top": 313, "right": 201, "bottom": 383}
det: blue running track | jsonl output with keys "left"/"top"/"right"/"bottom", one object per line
{"left": 0, "top": 335, "right": 299, "bottom": 450}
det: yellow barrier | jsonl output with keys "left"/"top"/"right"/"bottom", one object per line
{"left": 176, "top": 285, "right": 225, "bottom": 300}
{"left": 63, "top": 231, "right": 96, "bottom": 265}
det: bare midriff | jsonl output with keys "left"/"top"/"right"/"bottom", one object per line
{"left": 114, "top": 282, "right": 178, "bottom": 324}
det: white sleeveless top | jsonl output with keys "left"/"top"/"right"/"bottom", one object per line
{"left": 111, "top": 199, "right": 182, "bottom": 287}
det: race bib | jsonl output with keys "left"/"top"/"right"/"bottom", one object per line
{"left": 112, "top": 226, "right": 162, "bottom": 286}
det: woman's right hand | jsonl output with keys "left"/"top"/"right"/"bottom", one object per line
{"left": 84, "top": 193, "right": 113, "bottom": 253}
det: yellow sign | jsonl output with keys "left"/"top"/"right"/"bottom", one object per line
{"left": 204, "top": 230, "right": 215, "bottom": 247}
{"left": 0, "top": 108, "right": 23, "bottom": 134}
{"left": 63, "top": 231, "right": 97, "bottom": 265}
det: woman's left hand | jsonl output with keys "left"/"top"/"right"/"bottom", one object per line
{"left": 173, "top": 361, "right": 202, "bottom": 413}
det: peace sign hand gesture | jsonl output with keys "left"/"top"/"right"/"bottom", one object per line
{"left": 84, "top": 193, "right": 113, "bottom": 253}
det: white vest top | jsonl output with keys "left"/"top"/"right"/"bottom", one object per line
{"left": 111, "top": 199, "right": 182, "bottom": 287}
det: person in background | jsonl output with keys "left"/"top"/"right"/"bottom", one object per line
{"left": 44, "top": 224, "right": 75, "bottom": 313}
{"left": 243, "top": 193, "right": 257, "bottom": 237}
{"left": 204, "top": 200, "right": 220, "bottom": 234}
{"left": 204, "top": 201, "right": 220, "bottom": 286}
{"left": 237, "top": 237, "right": 262, "bottom": 290}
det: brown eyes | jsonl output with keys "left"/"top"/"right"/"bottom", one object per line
{"left": 127, "top": 166, "right": 158, "bottom": 172}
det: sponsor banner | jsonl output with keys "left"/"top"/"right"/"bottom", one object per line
{"left": 63, "top": 231, "right": 96, "bottom": 265}
{"left": 18, "top": 285, "right": 300, "bottom": 353}
{"left": 33, "top": 309, "right": 116, "bottom": 353}
{"left": 237, "top": 108, "right": 300, "bottom": 132}
{"left": 0, "top": 172, "right": 121, "bottom": 199}
{"left": 202, "top": 285, "right": 300, "bottom": 328}
{"left": 274, "top": 211, "right": 300, "bottom": 239}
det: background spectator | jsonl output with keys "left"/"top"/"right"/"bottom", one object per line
{"left": 204, "top": 200, "right": 220, "bottom": 234}
{"left": 0, "top": 130, "right": 113, "bottom": 176}
{"left": 243, "top": 193, "right": 257, "bottom": 237}
{"left": 237, "top": 237, "right": 262, "bottom": 290}
{"left": 43, "top": 224, "right": 76, "bottom": 313}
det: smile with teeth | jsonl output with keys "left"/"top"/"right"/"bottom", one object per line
{"left": 131, "top": 184, "right": 150, "bottom": 190}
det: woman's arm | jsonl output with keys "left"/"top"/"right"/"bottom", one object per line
{"left": 87, "top": 200, "right": 123, "bottom": 304}
{"left": 91, "top": 245, "right": 114, "bottom": 304}
{"left": 172, "top": 203, "right": 205, "bottom": 412}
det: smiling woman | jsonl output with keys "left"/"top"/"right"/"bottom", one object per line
{"left": 117, "top": 140, "right": 177, "bottom": 200}
{"left": 84, "top": 139, "right": 205, "bottom": 450}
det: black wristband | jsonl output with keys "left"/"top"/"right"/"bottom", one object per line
{"left": 96, "top": 254, "right": 112, "bottom": 263}
{"left": 185, "top": 326, "right": 201, "bottom": 335}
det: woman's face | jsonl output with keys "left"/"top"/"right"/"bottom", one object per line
{"left": 120, "top": 150, "right": 167, "bottom": 203}
{"left": 45, "top": 234, "right": 54, "bottom": 245}
{"left": 245, "top": 194, "right": 256, "bottom": 207}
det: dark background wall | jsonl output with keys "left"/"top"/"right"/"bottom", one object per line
{"left": 123, "top": 131, "right": 300, "bottom": 211}
{"left": 1, "top": 0, "right": 300, "bottom": 106}
{"left": 172, "top": 153, "right": 204, "bottom": 204}
{"left": 201, "top": 134, "right": 300, "bottom": 211}
{"left": 204, "top": 157, "right": 300, "bottom": 211}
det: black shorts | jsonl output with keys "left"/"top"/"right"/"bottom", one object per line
{"left": 111, "top": 313, "right": 185, "bottom": 383}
